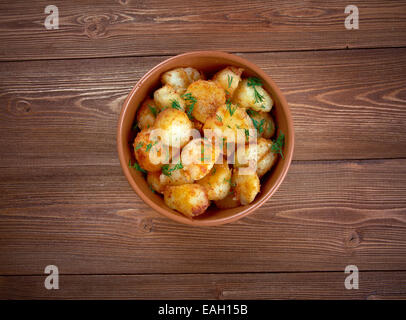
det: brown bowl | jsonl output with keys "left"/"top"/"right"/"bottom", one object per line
{"left": 117, "top": 51, "right": 294, "bottom": 226}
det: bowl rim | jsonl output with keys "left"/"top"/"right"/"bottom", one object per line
{"left": 117, "top": 51, "right": 294, "bottom": 226}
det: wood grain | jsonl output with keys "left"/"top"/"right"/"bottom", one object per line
{"left": 0, "top": 49, "right": 405, "bottom": 164}
{"left": 0, "top": 271, "right": 405, "bottom": 299}
{"left": 1, "top": 159, "right": 405, "bottom": 275}
{"left": 0, "top": 0, "right": 405, "bottom": 61}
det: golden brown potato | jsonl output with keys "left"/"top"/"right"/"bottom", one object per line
{"left": 153, "top": 84, "right": 186, "bottom": 111}
{"left": 232, "top": 168, "right": 260, "bottom": 205}
{"left": 203, "top": 104, "right": 255, "bottom": 158}
{"left": 214, "top": 193, "right": 240, "bottom": 209}
{"left": 184, "top": 80, "right": 226, "bottom": 123}
{"left": 247, "top": 109, "right": 275, "bottom": 139}
{"left": 181, "top": 138, "right": 221, "bottom": 180}
{"left": 233, "top": 142, "right": 258, "bottom": 168}
{"left": 184, "top": 67, "right": 204, "bottom": 83}
{"left": 212, "top": 66, "right": 244, "bottom": 98}
{"left": 160, "top": 67, "right": 204, "bottom": 94}
{"left": 159, "top": 162, "right": 194, "bottom": 186}
{"left": 147, "top": 171, "right": 166, "bottom": 194}
{"left": 233, "top": 78, "right": 273, "bottom": 112}
{"left": 164, "top": 184, "right": 210, "bottom": 218}
{"left": 136, "top": 98, "right": 158, "bottom": 130}
{"left": 153, "top": 108, "right": 193, "bottom": 148}
{"left": 197, "top": 163, "right": 231, "bottom": 200}
{"left": 256, "top": 138, "right": 278, "bottom": 177}
{"left": 204, "top": 104, "right": 254, "bottom": 132}
{"left": 133, "top": 128, "right": 166, "bottom": 172}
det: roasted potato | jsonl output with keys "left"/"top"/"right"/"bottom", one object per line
{"left": 247, "top": 109, "right": 275, "bottom": 139}
{"left": 164, "top": 184, "right": 210, "bottom": 218}
{"left": 203, "top": 104, "right": 255, "bottom": 157}
{"left": 197, "top": 163, "right": 232, "bottom": 200}
{"left": 233, "top": 78, "right": 273, "bottom": 112}
{"left": 147, "top": 171, "right": 166, "bottom": 194}
{"left": 184, "top": 80, "right": 226, "bottom": 123}
{"left": 161, "top": 67, "right": 203, "bottom": 94}
{"left": 136, "top": 98, "right": 157, "bottom": 130}
{"left": 159, "top": 162, "right": 194, "bottom": 186}
{"left": 256, "top": 138, "right": 278, "bottom": 177}
{"left": 153, "top": 84, "right": 186, "bottom": 111}
{"left": 181, "top": 138, "right": 221, "bottom": 180}
{"left": 153, "top": 108, "right": 193, "bottom": 148}
{"left": 233, "top": 142, "right": 258, "bottom": 168}
{"left": 212, "top": 66, "right": 244, "bottom": 98}
{"left": 232, "top": 168, "right": 260, "bottom": 205}
{"left": 133, "top": 128, "right": 166, "bottom": 172}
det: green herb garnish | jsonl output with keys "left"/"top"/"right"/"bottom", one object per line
{"left": 227, "top": 75, "right": 233, "bottom": 88}
{"left": 271, "top": 131, "right": 285, "bottom": 159}
{"left": 216, "top": 115, "right": 223, "bottom": 123}
{"left": 145, "top": 140, "right": 158, "bottom": 152}
{"left": 247, "top": 77, "right": 265, "bottom": 104}
{"left": 224, "top": 178, "right": 236, "bottom": 188}
{"left": 128, "top": 159, "right": 146, "bottom": 173}
{"left": 244, "top": 129, "right": 250, "bottom": 141}
{"left": 246, "top": 109, "right": 258, "bottom": 117}
{"left": 162, "top": 162, "right": 183, "bottom": 176}
{"left": 182, "top": 93, "right": 197, "bottom": 120}
{"left": 135, "top": 142, "right": 144, "bottom": 150}
{"left": 170, "top": 99, "right": 182, "bottom": 110}
{"left": 251, "top": 118, "right": 265, "bottom": 134}
{"left": 149, "top": 105, "right": 158, "bottom": 117}
{"left": 226, "top": 99, "right": 236, "bottom": 116}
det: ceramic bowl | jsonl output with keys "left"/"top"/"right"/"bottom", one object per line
{"left": 117, "top": 51, "right": 294, "bottom": 226}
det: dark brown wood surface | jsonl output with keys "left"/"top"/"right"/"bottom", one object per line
{"left": 0, "top": 0, "right": 405, "bottom": 299}
{"left": 1, "top": 0, "right": 406, "bottom": 61}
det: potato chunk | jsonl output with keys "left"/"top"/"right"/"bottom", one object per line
{"left": 256, "top": 138, "right": 278, "bottom": 177}
{"left": 184, "top": 80, "right": 226, "bottom": 123}
{"left": 136, "top": 98, "right": 158, "bottom": 130}
{"left": 203, "top": 104, "right": 255, "bottom": 157}
{"left": 153, "top": 108, "right": 193, "bottom": 148}
{"left": 212, "top": 66, "right": 244, "bottom": 98}
{"left": 232, "top": 168, "right": 260, "bottom": 205}
{"left": 181, "top": 138, "right": 221, "bottom": 180}
{"left": 197, "top": 163, "right": 231, "bottom": 201}
{"left": 159, "top": 162, "right": 194, "bottom": 186}
{"left": 161, "top": 67, "right": 204, "bottom": 94}
{"left": 233, "top": 142, "right": 258, "bottom": 168}
{"left": 164, "top": 184, "right": 210, "bottom": 218}
{"left": 153, "top": 84, "right": 186, "bottom": 111}
{"left": 233, "top": 78, "right": 273, "bottom": 112}
{"left": 133, "top": 128, "right": 166, "bottom": 172}
{"left": 147, "top": 171, "right": 166, "bottom": 194}
{"left": 247, "top": 109, "right": 275, "bottom": 139}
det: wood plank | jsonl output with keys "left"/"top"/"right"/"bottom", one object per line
{"left": 0, "top": 271, "right": 405, "bottom": 299}
{"left": 0, "top": 159, "right": 405, "bottom": 275}
{"left": 0, "top": 0, "right": 406, "bottom": 61}
{"left": 0, "top": 49, "right": 405, "bottom": 164}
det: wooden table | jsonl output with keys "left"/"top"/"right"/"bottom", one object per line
{"left": 0, "top": 0, "right": 405, "bottom": 299}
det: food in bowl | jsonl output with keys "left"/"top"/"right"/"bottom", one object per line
{"left": 129, "top": 66, "right": 285, "bottom": 219}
